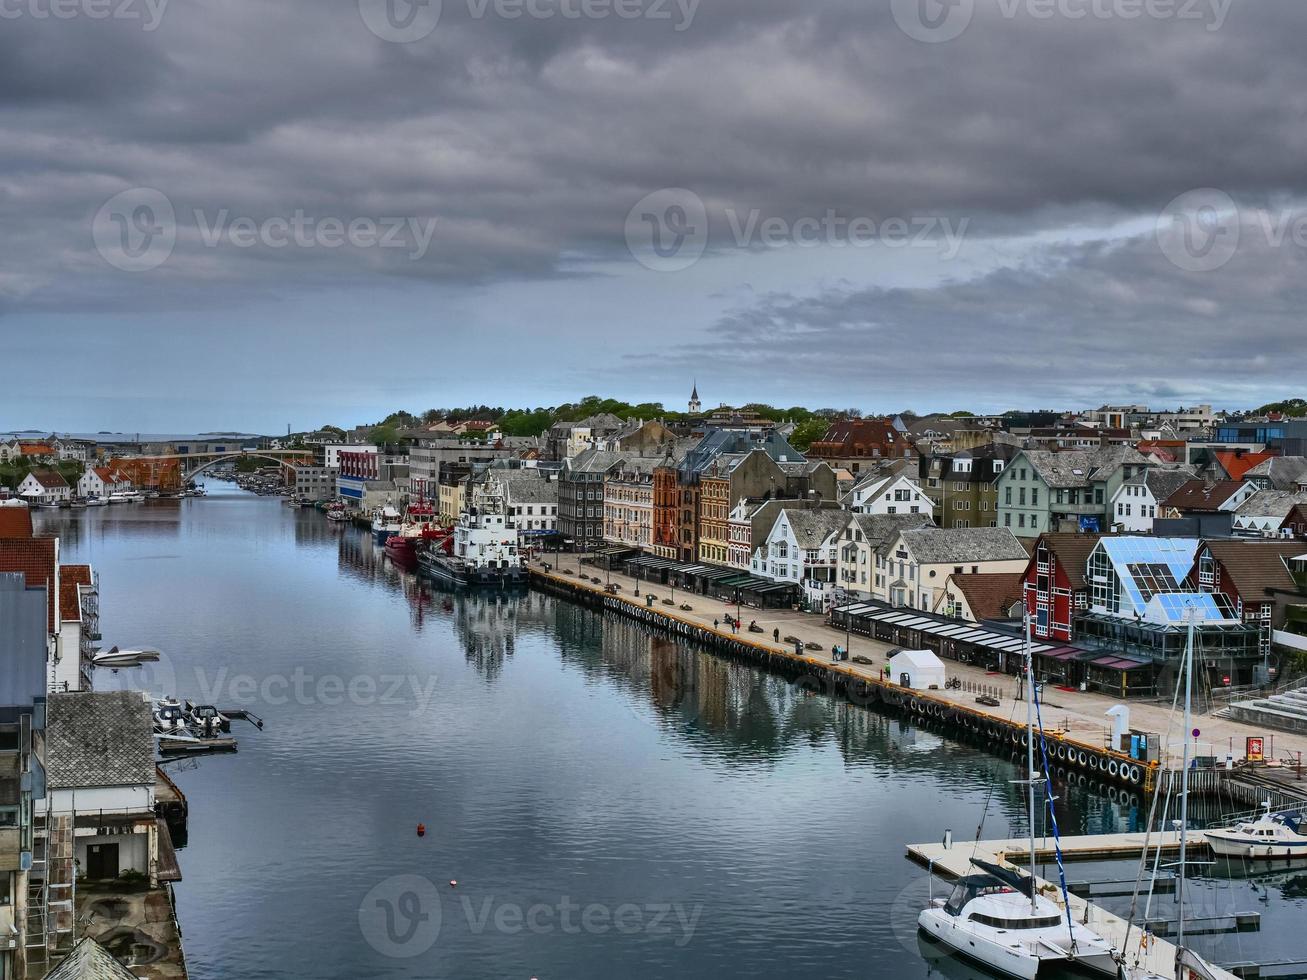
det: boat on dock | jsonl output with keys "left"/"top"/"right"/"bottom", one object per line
{"left": 325, "top": 502, "right": 349, "bottom": 523}
{"left": 417, "top": 477, "right": 527, "bottom": 588}
{"left": 917, "top": 610, "right": 1118, "bottom": 978}
{"left": 371, "top": 505, "right": 402, "bottom": 544}
{"left": 383, "top": 500, "right": 448, "bottom": 561}
{"left": 1203, "top": 803, "right": 1307, "bottom": 861}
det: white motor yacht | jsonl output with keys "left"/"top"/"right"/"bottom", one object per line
{"left": 1203, "top": 804, "right": 1307, "bottom": 860}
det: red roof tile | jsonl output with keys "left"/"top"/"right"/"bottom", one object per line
{"left": 58, "top": 564, "right": 92, "bottom": 623}
{"left": 1214, "top": 450, "right": 1278, "bottom": 483}
{"left": 0, "top": 537, "right": 58, "bottom": 631}
{"left": 0, "top": 505, "right": 33, "bottom": 539}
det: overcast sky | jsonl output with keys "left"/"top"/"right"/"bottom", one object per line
{"left": 2, "top": 0, "right": 1305, "bottom": 432}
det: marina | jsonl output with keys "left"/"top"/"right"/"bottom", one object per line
{"left": 21, "top": 486, "right": 1307, "bottom": 979}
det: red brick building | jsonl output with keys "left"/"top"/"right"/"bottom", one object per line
{"left": 807, "top": 418, "right": 912, "bottom": 473}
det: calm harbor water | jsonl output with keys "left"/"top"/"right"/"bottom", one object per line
{"left": 37, "top": 487, "right": 1304, "bottom": 979}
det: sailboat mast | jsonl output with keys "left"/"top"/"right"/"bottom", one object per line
{"left": 1025, "top": 607, "right": 1037, "bottom": 915}
{"left": 1177, "top": 607, "right": 1195, "bottom": 959}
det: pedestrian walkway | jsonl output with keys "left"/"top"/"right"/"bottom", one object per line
{"left": 537, "top": 557, "right": 1307, "bottom": 768}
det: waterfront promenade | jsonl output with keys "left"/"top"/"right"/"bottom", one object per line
{"left": 535, "top": 557, "right": 1307, "bottom": 772}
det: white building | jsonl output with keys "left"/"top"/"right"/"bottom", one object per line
{"left": 1109, "top": 467, "right": 1194, "bottom": 533}
{"left": 845, "top": 473, "right": 934, "bottom": 518}
{"left": 18, "top": 469, "right": 71, "bottom": 504}
{"left": 752, "top": 507, "right": 850, "bottom": 611}
{"left": 45, "top": 692, "right": 163, "bottom": 884}
{"left": 877, "top": 526, "right": 1030, "bottom": 611}
{"left": 77, "top": 466, "right": 130, "bottom": 501}
{"left": 836, "top": 512, "right": 934, "bottom": 601}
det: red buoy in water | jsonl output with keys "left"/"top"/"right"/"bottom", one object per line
{"left": 416, "top": 824, "right": 426, "bottom": 838}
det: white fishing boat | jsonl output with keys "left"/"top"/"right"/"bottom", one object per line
{"left": 370, "top": 505, "right": 402, "bottom": 544}
{"left": 92, "top": 645, "right": 162, "bottom": 668}
{"left": 1203, "top": 803, "right": 1307, "bottom": 860}
{"left": 918, "top": 610, "right": 1118, "bottom": 978}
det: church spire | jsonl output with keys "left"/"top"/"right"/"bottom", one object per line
{"left": 688, "top": 380, "right": 701, "bottom": 414}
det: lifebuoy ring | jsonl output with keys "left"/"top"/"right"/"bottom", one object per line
{"left": 1089, "top": 756, "right": 1100, "bottom": 771}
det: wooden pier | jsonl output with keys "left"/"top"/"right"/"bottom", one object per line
{"left": 906, "top": 832, "right": 1240, "bottom": 980}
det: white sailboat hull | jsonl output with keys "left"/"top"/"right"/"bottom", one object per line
{"left": 1203, "top": 831, "right": 1307, "bottom": 860}
{"left": 918, "top": 907, "right": 1116, "bottom": 979}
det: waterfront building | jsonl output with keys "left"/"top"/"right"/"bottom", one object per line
{"left": 751, "top": 506, "right": 851, "bottom": 611}
{"left": 545, "top": 414, "right": 626, "bottom": 462}
{"left": 17, "top": 470, "right": 70, "bottom": 506}
{"left": 466, "top": 469, "right": 559, "bottom": 544}
{"left": 996, "top": 445, "right": 1148, "bottom": 536}
{"left": 835, "top": 512, "right": 934, "bottom": 601}
{"left": 288, "top": 463, "right": 335, "bottom": 503}
{"left": 46, "top": 692, "right": 164, "bottom": 885}
{"left": 603, "top": 457, "right": 659, "bottom": 550}
{"left": 407, "top": 437, "right": 526, "bottom": 499}
{"left": 933, "top": 571, "right": 1024, "bottom": 623}
{"left": 76, "top": 466, "right": 130, "bottom": 501}
{"left": 1019, "top": 532, "right": 1102, "bottom": 643}
{"left": 1187, "top": 539, "right": 1307, "bottom": 665}
{"left": 559, "top": 450, "right": 622, "bottom": 552}
{"left": 0, "top": 570, "right": 49, "bottom": 979}
{"left": 876, "top": 526, "right": 1030, "bottom": 612}
{"left": 335, "top": 449, "right": 407, "bottom": 511}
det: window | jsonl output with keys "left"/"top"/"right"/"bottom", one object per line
{"left": 1004, "top": 513, "right": 1011, "bottom": 526}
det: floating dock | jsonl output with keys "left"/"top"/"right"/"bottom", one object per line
{"left": 906, "top": 833, "right": 1239, "bottom": 980}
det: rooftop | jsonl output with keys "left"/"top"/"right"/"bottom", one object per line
{"left": 45, "top": 691, "right": 156, "bottom": 790}
{"left": 900, "top": 526, "right": 1029, "bottom": 564}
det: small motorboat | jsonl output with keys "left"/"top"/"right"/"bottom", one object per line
{"left": 188, "top": 704, "right": 229, "bottom": 738}
{"left": 92, "top": 646, "right": 162, "bottom": 668}
{"left": 1204, "top": 803, "right": 1307, "bottom": 860}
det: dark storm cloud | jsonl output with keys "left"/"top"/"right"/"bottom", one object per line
{"left": 653, "top": 210, "right": 1307, "bottom": 411}
{"left": 3, "top": 0, "right": 1307, "bottom": 306}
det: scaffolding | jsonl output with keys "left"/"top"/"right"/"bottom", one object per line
{"left": 24, "top": 803, "right": 76, "bottom": 967}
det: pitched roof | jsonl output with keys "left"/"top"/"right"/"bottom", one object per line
{"left": 849, "top": 512, "right": 934, "bottom": 553}
{"left": 1199, "top": 540, "right": 1301, "bottom": 601}
{"left": 1021, "top": 446, "right": 1148, "bottom": 488}
{"left": 0, "top": 503, "right": 33, "bottom": 539}
{"left": 45, "top": 691, "right": 155, "bottom": 790}
{"left": 1235, "top": 489, "right": 1307, "bottom": 520}
{"left": 1163, "top": 479, "right": 1247, "bottom": 512}
{"left": 1214, "top": 449, "right": 1278, "bottom": 483}
{"left": 778, "top": 507, "right": 851, "bottom": 549}
{"left": 42, "top": 937, "right": 140, "bottom": 980}
{"left": 1244, "top": 456, "right": 1307, "bottom": 490}
{"left": 900, "top": 527, "right": 1029, "bottom": 564}
{"left": 1032, "top": 532, "right": 1103, "bottom": 589}
{"left": 0, "top": 537, "right": 58, "bottom": 631}
{"left": 948, "top": 572, "right": 1025, "bottom": 620}
{"left": 26, "top": 469, "right": 69, "bottom": 489}
{"left": 1120, "top": 466, "right": 1195, "bottom": 502}
{"left": 59, "top": 564, "right": 92, "bottom": 623}
{"left": 566, "top": 449, "right": 625, "bottom": 475}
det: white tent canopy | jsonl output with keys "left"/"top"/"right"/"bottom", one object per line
{"left": 889, "top": 649, "right": 947, "bottom": 690}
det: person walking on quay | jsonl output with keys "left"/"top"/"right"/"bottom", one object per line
{"left": 714, "top": 618, "right": 719, "bottom": 629}
{"left": 773, "top": 627, "right": 780, "bottom": 643}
